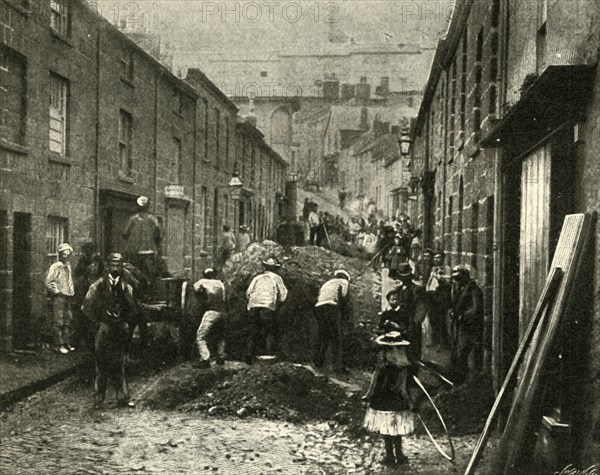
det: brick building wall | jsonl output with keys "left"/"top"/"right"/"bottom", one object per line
{"left": 0, "top": 0, "right": 287, "bottom": 352}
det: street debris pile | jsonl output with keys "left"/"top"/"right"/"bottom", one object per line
{"left": 139, "top": 362, "right": 363, "bottom": 424}
{"left": 222, "top": 241, "right": 381, "bottom": 368}
{"left": 182, "top": 363, "right": 362, "bottom": 422}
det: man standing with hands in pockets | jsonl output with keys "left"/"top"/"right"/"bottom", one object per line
{"left": 45, "top": 243, "right": 75, "bottom": 354}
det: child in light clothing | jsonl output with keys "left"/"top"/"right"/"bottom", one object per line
{"left": 363, "top": 289, "right": 418, "bottom": 466}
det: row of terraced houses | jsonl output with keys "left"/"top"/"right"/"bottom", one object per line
{"left": 409, "top": 0, "right": 599, "bottom": 469}
{"left": 0, "top": 0, "right": 288, "bottom": 352}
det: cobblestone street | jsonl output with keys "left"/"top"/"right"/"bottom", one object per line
{"left": 0, "top": 368, "right": 496, "bottom": 475}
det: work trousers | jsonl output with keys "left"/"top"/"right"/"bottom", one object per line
{"left": 196, "top": 310, "right": 226, "bottom": 362}
{"left": 428, "top": 294, "right": 450, "bottom": 348}
{"left": 51, "top": 295, "right": 73, "bottom": 347}
{"left": 247, "top": 307, "right": 278, "bottom": 361}
{"left": 450, "top": 323, "right": 482, "bottom": 383}
{"left": 95, "top": 321, "right": 130, "bottom": 405}
{"left": 314, "top": 304, "right": 343, "bottom": 371}
{"left": 310, "top": 226, "right": 318, "bottom": 245}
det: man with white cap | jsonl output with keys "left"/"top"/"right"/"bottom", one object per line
{"left": 123, "top": 195, "right": 162, "bottom": 262}
{"left": 314, "top": 269, "right": 351, "bottom": 373}
{"left": 193, "top": 268, "right": 227, "bottom": 368}
{"left": 45, "top": 243, "right": 75, "bottom": 354}
{"left": 245, "top": 257, "right": 288, "bottom": 363}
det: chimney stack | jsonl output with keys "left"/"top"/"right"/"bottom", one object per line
{"left": 360, "top": 107, "right": 368, "bottom": 130}
{"left": 356, "top": 78, "right": 371, "bottom": 106}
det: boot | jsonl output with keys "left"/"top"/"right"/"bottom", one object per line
{"left": 393, "top": 436, "right": 408, "bottom": 465}
{"left": 382, "top": 436, "right": 395, "bottom": 465}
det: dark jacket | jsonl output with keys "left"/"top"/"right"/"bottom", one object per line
{"left": 383, "top": 282, "right": 427, "bottom": 358}
{"left": 378, "top": 307, "right": 419, "bottom": 361}
{"left": 451, "top": 279, "right": 484, "bottom": 334}
{"left": 368, "top": 365, "right": 413, "bottom": 412}
{"left": 82, "top": 276, "right": 136, "bottom": 324}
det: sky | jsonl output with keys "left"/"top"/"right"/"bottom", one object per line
{"left": 95, "top": 0, "right": 452, "bottom": 52}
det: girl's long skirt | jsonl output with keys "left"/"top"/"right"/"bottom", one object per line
{"left": 363, "top": 408, "right": 416, "bottom": 436}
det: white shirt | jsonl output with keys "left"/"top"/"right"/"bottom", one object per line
{"left": 194, "top": 278, "right": 226, "bottom": 304}
{"left": 308, "top": 211, "right": 320, "bottom": 228}
{"left": 315, "top": 278, "right": 349, "bottom": 307}
{"left": 246, "top": 271, "right": 288, "bottom": 311}
{"left": 45, "top": 261, "right": 74, "bottom": 296}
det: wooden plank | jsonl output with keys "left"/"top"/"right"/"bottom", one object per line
{"left": 494, "top": 213, "right": 590, "bottom": 475}
{"left": 464, "top": 267, "right": 563, "bottom": 475}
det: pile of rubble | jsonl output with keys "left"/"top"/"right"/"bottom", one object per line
{"left": 221, "top": 242, "right": 380, "bottom": 367}
{"left": 180, "top": 363, "right": 363, "bottom": 423}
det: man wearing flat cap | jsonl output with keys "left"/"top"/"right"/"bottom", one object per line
{"left": 82, "top": 253, "right": 136, "bottom": 407}
{"left": 45, "top": 243, "right": 75, "bottom": 354}
{"left": 314, "top": 270, "right": 352, "bottom": 373}
{"left": 245, "top": 257, "right": 288, "bottom": 363}
{"left": 449, "top": 265, "right": 483, "bottom": 383}
{"left": 123, "top": 196, "right": 162, "bottom": 263}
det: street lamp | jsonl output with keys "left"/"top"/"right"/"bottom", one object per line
{"left": 227, "top": 163, "right": 243, "bottom": 200}
{"left": 398, "top": 128, "right": 414, "bottom": 158}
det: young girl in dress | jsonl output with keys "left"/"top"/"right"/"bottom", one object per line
{"left": 363, "top": 288, "right": 418, "bottom": 466}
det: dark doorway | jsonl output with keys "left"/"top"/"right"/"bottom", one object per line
{"left": 500, "top": 156, "right": 522, "bottom": 379}
{"left": 239, "top": 201, "right": 246, "bottom": 227}
{"left": 99, "top": 190, "right": 138, "bottom": 257}
{"left": 13, "top": 212, "right": 32, "bottom": 349}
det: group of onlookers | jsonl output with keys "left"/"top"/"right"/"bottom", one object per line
{"left": 376, "top": 226, "right": 484, "bottom": 384}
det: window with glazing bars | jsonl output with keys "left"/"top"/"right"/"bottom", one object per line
{"left": 50, "top": 0, "right": 70, "bottom": 36}
{"left": 119, "top": 110, "right": 133, "bottom": 176}
{"left": 0, "top": 46, "right": 26, "bottom": 145}
{"left": 46, "top": 216, "right": 68, "bottom": 257}
{"left": 49, "top": 73, "right": 68, "bottom": 155}
{"left": 170, "top": 136, "right": 182, "bottom": 184}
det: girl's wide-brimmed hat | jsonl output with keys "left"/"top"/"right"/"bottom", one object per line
{"left": 375, "top": 331, "right": 411, "bottom": 347}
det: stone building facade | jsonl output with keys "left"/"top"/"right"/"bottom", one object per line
{"left": 411, "top": 0, "right": 599, "bottom": 468}
{"left": 173, "top": 43, "right": 435, "bottom": 101}
{"left": 0, "top": 0, "right": 287, "bottom": 352}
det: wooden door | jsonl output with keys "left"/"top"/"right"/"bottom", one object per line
{"left": 519, "top": 144, "right": 551, "bottom": 335}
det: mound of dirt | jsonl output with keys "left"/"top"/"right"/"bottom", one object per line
{"left": 140, "top": 362, "right": 363, "bottom": 423}
{"left": 419, "top": 373, "right": 496, "bottom": 435}
{"left": 221, "top": 242, "right": 380, "bottom": 368}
